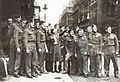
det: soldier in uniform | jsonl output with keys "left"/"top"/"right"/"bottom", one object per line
{"left": 103, "top": 25, "right": 119, "bottom": 78}
{"left": 23, "top": 20, "right": 38, "bottom": 78}
{"left": 13, "top": 15, "right": 24, "bottom": 78}
{"left": 90, "top": 24, "right": 103, "bottom": 77}
{"left": 36, "top": 21, "right": 48, "bottom": 74}
{"left": 62, "top": 29, "right": 76, "bottom": 74}
{"left": 5, "top": 18, "right": 16, "bottom": 75}
{"left": 75, "top": 29, "right": 88, "bottom": 77}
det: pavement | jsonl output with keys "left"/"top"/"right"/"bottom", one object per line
{"left": 1, "top": 56, "right": 120, "bottom": 82}
{"left": 1, "top": 73, "right": 74, "bottom": 82}
{"left": 71, "top": 56, "right": 120, "bottom": 82}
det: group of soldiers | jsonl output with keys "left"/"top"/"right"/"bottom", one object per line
{"left": 0, "top": 15, "right": 49, "bottom": 78}
{"left": 0, "top": 14, "right": 119, "bottom": 80}
{"left": 60, "top": 24, "right": 119, "bottom": 78}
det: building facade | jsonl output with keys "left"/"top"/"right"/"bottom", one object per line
{"left": 71, "top": 0, "right": 120, "bottom": 38}
{"left": 59, "top": 6, "right": 73, "bottom": 28}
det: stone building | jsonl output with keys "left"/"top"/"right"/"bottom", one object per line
{"left": 71, "top": 0, "right": 120, "bottom": 37}
{"left": 59, "top": 6, "right": 73, "bottom": 28}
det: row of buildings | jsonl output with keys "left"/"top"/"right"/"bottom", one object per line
{"left": 59, "top": 0, "right": 120, "bottom": 39}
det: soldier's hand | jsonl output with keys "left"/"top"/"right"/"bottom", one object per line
{"left": 84, "top": 52, "right": 87, "bottom": 55}
{"left": 116, "top": 52, "right": 119, "bottom": 55}
{"left": 46, "top": 49, "right": 49, "bottom": 53}
{"left": 65, "top": 53, "right": 71, "bottom": 60}
{"left": 26, "top": 49, "right": 30, "bottom": 53}
{"left": 17, "top": 48, "right": 21, "bottom": 53}
{"left": 98, "top": 51, "right": 103, "bottom": 55}
{"left": 75, "top": 54, "right": 77, "bottom": 57}
{"left": 39, "top": 49, "right": 42, "bottom": 52}
{"left": 60, "top": 46, "right": 64, "bottom": 49}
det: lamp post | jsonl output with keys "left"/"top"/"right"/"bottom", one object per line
{"left": 43, "top": 4, "right": 48, "bottom": 22}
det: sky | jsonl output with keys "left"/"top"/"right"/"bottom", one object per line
{"left": 36, "top": 0, "right": 70, "bottom": 26}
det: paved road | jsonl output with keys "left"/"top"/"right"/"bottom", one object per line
{"left": 1, "top": 56, "right": 120, "bottom": 82}
{"left": 2, "top": 73, "right": 73, "bottom": 82}
{"left": 71, "top": 56, "right": 120, "bottom": 82}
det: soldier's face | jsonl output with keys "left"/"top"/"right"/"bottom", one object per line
{"left": 53, "top": 29, "right": 57, "bottom": 34}
{"left": 30, "top": 22, "right": 34, "bottom": 27}
{"left": 17, "top": 17, "right": 21, "bottom": 22}
{"left": 56, "top": 24, "right": 59, "bottom": 29}
{"left": 87, "top": 26, "right": 92, "bottom": 33}
{"left": 22, "top": 21, "right": 26, "bottom": 27}
{"left": 8, "top": 19, "right": 13, "bottom": 24}
{"left": 36, "top": 23, "right": 40, "bottom": 28}
{"left": 64, "top": 32, "right": 68, "bottom": 37}
{"left": 78, "top": 30, "right": 84, "bottom": 36}
{"left": 70, "top": 30, "right": 74, "bottom": 35}
{"left": 106, "top": 26, "right": 112, "bottom": 33}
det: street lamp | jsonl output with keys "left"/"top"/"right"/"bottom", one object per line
{"left": 43, "top": 4, "right": 48, "bottom": 22}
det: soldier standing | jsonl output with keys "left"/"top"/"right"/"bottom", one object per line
{"left": 23, "top": 20, "right": 38, "bottom": 78}
{"left": 62, "top": 29, "right": 76, "bottom": 74}
{"left": 90, "top": 24, "right": 103, "bottom": 77}
{"left": 103, "top": 25, "right": 119, "bottom": 78}
{"left": 75, "top": 29, "right": 88, "bottom": 77}
{"left": 5, "top": 18, "right": 15, "bottom": 75}
{"left": 13, "top": 16, "right": 24, "bottom": 78}
{"left": 36, "top": 21, "right": 48, "bottom": 74}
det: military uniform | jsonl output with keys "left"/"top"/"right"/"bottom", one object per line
{"left": 6, "top": 23, "right": 16, "bottom": 75}
{"left": 64, "top": 35, "right": 76, "bottom": 74}
{"left": 90, "top": 32, "right": 103, "bottom": 77}
{"left": 24, "top": 26, "right": 38, "bottom": 77}
{"left": 103, "top": 33, "right": 119, "bottom": 77}
{"left": 36, "top": 27, "right": 46, "bottom": 73}
{"left": 76, "top": 35, "right": 88, "bottom": 76}
{"left": 13, "top": 22, "right": 24, "bottom": 76}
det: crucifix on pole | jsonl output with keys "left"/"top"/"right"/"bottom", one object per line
{"left": 43, "top": 4, "right": 48, "bottom": 22}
